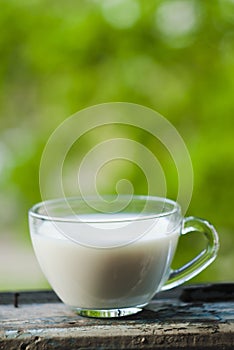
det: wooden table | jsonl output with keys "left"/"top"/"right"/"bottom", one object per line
{"left": 0, "top": 284, "right": 234, "bottom": 349}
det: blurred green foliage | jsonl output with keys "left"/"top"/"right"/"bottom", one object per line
{"left": 0, "top": 0, "right": 234, "bottom": 289}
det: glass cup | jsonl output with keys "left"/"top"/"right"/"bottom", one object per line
{"left": 29, "top": 195, "right": 219, "bottom": 318}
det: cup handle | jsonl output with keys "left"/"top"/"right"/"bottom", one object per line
{"left": 161, "top": 216, "right": 219, "bottom": 291}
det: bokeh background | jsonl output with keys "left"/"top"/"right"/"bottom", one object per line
{"left": 0, "top": 0, "right": 233, "bottom": 290}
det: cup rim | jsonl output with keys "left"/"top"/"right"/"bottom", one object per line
{"left": 29, "top": 195, "right": 181, "bottom": 223}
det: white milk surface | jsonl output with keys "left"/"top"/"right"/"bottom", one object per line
{"left": 31, "top": 214, "right": 180, "bottom": 309}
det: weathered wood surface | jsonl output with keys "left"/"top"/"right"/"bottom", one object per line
{"left": 0, "top": 284, "right": 234, "bottom": 349}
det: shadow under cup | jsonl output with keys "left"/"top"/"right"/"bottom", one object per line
{"left": 28, "top": 196, "right": 219, "bottom": 318}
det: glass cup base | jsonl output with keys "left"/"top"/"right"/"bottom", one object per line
{"left": 75, "top": 306, "right": 145, "bottom": 318}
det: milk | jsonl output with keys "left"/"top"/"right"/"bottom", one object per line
{"left": 30, "top": 214, "right": 180, "bottom": 309}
